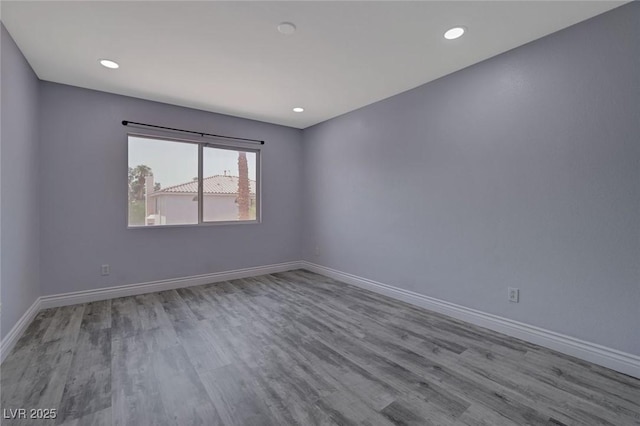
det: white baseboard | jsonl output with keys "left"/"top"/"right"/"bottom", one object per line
{"left": 4, "top": 260, "right": 639, "bottom": 379}
{"left": 0, "top": 297, "right": 41, "bottom": 363}
{"left": 1, "top": 261, "right": 303, "bottom": 362}
{"left": 301, "top": 261, "right": 640, "bottom": 379}
{"left": 38, "top": 261, "right": 303, "bottom": 310}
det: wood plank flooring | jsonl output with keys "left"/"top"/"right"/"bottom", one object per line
{"left": 1, "top": 270, "right": 639, "bottom": 425}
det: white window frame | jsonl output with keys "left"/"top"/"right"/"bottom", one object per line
{"left": 127, "top": 132, "right": 261, "bottom": 229}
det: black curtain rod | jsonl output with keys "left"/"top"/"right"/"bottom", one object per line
{"left": 122, "top": 120, "right": 265, "bottom": 145}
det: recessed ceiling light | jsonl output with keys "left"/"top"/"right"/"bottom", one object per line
{"left": 277, "top": 22, "right": 297, "bottom": 35}
{"left": 99, "top": 59, "right": 119, "bottom": 69}
{"left": 444, "top": 27, "right": 465, "bottom": 40}
{"left": 293, "top": 107, "right": 304, "bottom": 113}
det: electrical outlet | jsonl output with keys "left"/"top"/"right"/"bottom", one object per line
{"left": 101, "top": 264, "right": 110, "bottom": 276}
{"left": 508, "top": 287, "right": 519, "bottom": 303}
{"left": 314, "top": 246, "right": 320, "bottom": 256}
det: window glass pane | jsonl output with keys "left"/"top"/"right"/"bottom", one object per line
{"left": 203, "top": 146, "right": 258, "bottom": 222}
{"left": 128, "top": 136, "right": 198, "bottom": 226}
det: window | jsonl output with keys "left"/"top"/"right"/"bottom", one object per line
{"left": 128, "top": 134, "right": 260, "bottom": 227}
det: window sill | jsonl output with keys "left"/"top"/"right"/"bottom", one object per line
{"left": 127, "top": 220, "right": 261, "bottom": 229}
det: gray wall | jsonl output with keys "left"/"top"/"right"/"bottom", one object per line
{"left": 302, "top": 3, "right": 640, "bottom": 355}
{"left": 39, "top": 82, "right": 303, "bottom": 296}
{"left": 1, "top": 24, "right": 41, "bottom": 339}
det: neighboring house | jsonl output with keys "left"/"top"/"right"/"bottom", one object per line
{"left": 145, "top": 174, "right": 256, "bottom": 225}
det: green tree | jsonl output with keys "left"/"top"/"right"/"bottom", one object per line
{"left": 128, "top": 164, "right": 152, "bottom": 201}
{"left": 237, "top": 152, "right": 250, "bottom": 220}
{"left": 128, "top": 164, "right": 152, "bottom": 225}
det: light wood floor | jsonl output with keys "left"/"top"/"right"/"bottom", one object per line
{"left": 1, "top": 270, "right": 639, "bottom": 425}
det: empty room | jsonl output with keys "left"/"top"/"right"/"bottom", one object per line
{"left": 1, "top": 1, "right": 639, "bottom": 425}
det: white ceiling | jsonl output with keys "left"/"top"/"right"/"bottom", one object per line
{"left": 1, "top": 1, "right": 625, "bottom": 129}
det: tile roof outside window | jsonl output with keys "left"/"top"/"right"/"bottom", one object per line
{"left": 150, "top": 175, "right": 256, "bottom": 195}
